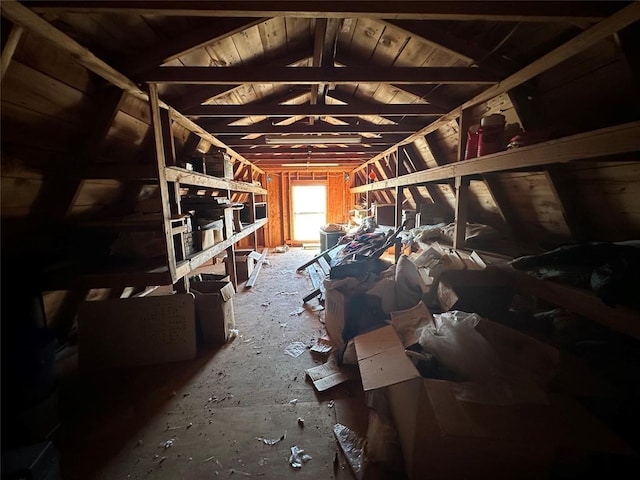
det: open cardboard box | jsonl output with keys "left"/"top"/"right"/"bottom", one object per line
{"left": 354, "top": 323, "right": 633, "bottom": 480}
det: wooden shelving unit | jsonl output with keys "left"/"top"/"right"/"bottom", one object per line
{"left": 350, "top": 121, "right": 640, "bottom": 338}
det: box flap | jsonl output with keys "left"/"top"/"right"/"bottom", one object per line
{"left": 354, "top": 326, "right": 420, "bottom": 391}
{"left": 248, "top": 251, "right": 262, "bottom": 261}
{"left": 219, "top": 282, "right": 236, "bottom": 301}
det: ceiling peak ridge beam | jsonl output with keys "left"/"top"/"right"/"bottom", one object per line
{"left": 30, "top": 1, "right": 618, "bottom": 22}
{"left": 0, "top": 0, "right": 263, "bottom": 174}
{"left": 185, "top": 104, "right": 445, "bottom": 117}
{"left": 140, "top": 66, "right": 500, "bottom": 85}
{"left": 352, "top": 1, "right": 640, "bottom": 175}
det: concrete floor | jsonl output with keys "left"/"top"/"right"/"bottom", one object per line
{"left": 54, "top": 247, "right": 390, "bottom": 480}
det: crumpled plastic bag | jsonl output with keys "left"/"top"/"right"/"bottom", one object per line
{"left": 289, "top": 445, "right": 312, "bottom": 468}
{"left": 418, "top": 311, "right": 552, "bottom": 405}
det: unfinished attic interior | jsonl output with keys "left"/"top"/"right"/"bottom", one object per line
{"left": 2, "top": 0, "right": 640, "bottom": 478}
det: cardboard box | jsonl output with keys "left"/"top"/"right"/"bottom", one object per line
{"left": 190, "top": 280, "right": 236, "bottom": 344}
{"left": 77, "top": 294, "right": 197, "bottom": 370}
{"left": 354, "top": 325, "right": 632, "bottom": 480}
{"left": 226, "top": 249, "right": 260, "bottom": 283}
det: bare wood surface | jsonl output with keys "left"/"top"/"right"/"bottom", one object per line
{"left": 352, "top": 2, "right": 640, "bottom": 174}
{"left": 351, "top": 121, "right": 640, "bottom": 193}
{"left": 504, "top": 266, "right": 640, "bottom": 341}
{"left": 0, "top": 23, "right": 23, "bottom": 80}
{"left": 0, "top": 0, "right": 263, "bottom": 173}
{"left": 142, "top": 66, "right": 499, "bottom": 84}
{"left": 29, "top": 1, "right": 617, "bottom": 22}
{"left": 245, "top": 248, "right": 268, "bottom": 288}
{"left": 165, "top": 167, "right": 267, "bottom": 193}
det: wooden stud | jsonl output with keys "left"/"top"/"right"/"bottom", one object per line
{"left": 0, "top": 23, "right": 23, "bottom": 80}
{"left": 453, "top": 176, "right": 470, "bottom": 249}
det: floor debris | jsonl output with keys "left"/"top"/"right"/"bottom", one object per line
{"left": 333, "top": 423, "right": 365, "bottom": 480}
{"left": 256, "top": 431, "right": 287, "bottom": 445}
{"left": 289, "top": 446, "right": 312, "bottom": 468}
{"left": 284, "top": 342, "right": 307, "bottom": 357}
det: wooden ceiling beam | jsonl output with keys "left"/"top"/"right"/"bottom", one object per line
{"left": 0, "top": 0, "right": 265, "bottom": 173}
{"left": 142, "top": 66, "right": 500, "bottom": 85}
{"left": 172, "top": 49, "right": 313, "bottom": 111}
{"left": 235, "top": 145, "right": 388, "bottom": 155}
{"left": 352, "top": 1, "right": 640, "bottom": 174}
{"left": 30, "top": 1, "right": 621, "bottom": 22}
{"left": 186, "top": 103, "right": 445, "bottom": 117}
{"left": 199, "top": 120, "right": 433, "bottom": 135}
{"left": 214, "top": 134, "right": 407, "bottom": 147}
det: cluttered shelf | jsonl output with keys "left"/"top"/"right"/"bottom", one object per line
{"left": 412, "top": 238, "right": 640, "bottom": 341}
{"left": 165, "top": 166, "right": 267, "bottom": 194}
{"left": 44, "top": 218, "right": 268, "bottom": 289}
{"left": 351, "top": 121, "right": 640, "bottom": 193}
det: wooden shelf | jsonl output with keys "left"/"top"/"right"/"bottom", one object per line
{"left": 165, "top": 166, "right": 267, "bottom": 194}
{"left": 497, "top": 265, "right": 640, "bottom": 341}
{"left": 351, "top": 121, "right": 640, "bottom": 193}
{"left": 45, "top": 219, "right": 268, "bottom": 289}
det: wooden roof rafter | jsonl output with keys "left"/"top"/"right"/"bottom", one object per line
{"left": 141, "top": 66, "right": 501, "bottom": 85}
{"left": 352, "top": 1, "right": 640, "bottom": 176}
{"left": 29, "top": 1, "right": 622, "bottom": 23}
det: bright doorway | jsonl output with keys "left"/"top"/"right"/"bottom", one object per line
{"left": 292, "top": 184, "right": 326, "bottom": 242}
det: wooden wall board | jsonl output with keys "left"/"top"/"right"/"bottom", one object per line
{"left": 67, "top": 179, "right": 123, "bottom": 218}
{"left": 489, "top": 172, "right": 572, "bottom": 244}
{"left": 2, "top": 60, "right": 94, "bottom": 122}
{"left": 563, "top": 161, "right": 640, "bottom": 240}
{"left": 370, "top": 24, "right": 410, "bottom": 67}
{"left": 14, "top": 30, "right": 96, "bottom": 94}
{"left": 284, "top": 17, "right": 313, "bottom": 53}
{"left": 231, "top": 25, "right": 266, "bottom": 63}
{"left": 344, "top": 18, "right": 385, "bottom": 60}
{"left": 391, "top": 36, "right": 437, "bottom": 68}
{"left": 258, "top": 17, "right": 288, "bottom": 59}
{"left": 1, "top": 101, "right": 81, "bottom": 151}
{"left": 327, "top": 172, "right": 351, "bottom": 225}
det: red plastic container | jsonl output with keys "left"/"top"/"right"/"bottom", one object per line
{"left": 478, "top": 124, "right": 505, "bottom": 156}
{"left": 464, "top": 125, "right": 480, "bottom": 159}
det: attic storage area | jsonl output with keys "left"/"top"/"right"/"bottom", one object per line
{"left": 1, "top": 1, "right": 640, "bottom": 479}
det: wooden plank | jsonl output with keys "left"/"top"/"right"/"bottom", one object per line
{"left": 200, "top": 121, "right": 431, "bottom": 135}
{"left": 452, "top": 176, "right": 470, "bottom": 249}
{"left": 189, "top": 218, "right": 269, "bottom": 270}
{"left": 165, "top": 167, "right": 267, "bottom": 193}
{"left": 30, "top": 1, "right": 620, "bottom": 22}
{"left": 122, "top": 17, "right": 266, "bottom": 76}
{"left": 0, "top": 23, "right": 23, "bottom": 79}
{"left": 504, "top": 267, "right": 640, "bottom": 341}
{"left": 142, "top": 66, "right": 499, "bottom": 84}
{"left": 351, "top": 121, "right": 640, "bottom": 193}
{"left": 0, "top": 0, "right": 264, "bottom": 174}
{"left": 352, "top": 1, "right": 640, "bottom": 174}
{"left": 186, "top": 103, "right": 445, "bottom": 117}
{"left": 147, "top": 82, "right": 179, "bottom": 281}
{"left": 245, "top": 248, "right": 268, "bottom": 288}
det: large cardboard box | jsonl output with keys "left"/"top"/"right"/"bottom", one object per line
{"left": 354, "top": 325, "right": 632, "bottom": 480}
{"left": 77, "top": 294, "right": 197, "bottom": 370}
{"left": 190, "top": 280, "right": 235, "bottom": 344}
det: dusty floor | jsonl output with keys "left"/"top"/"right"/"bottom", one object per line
{"left": 54, "top": 247, "right": 388, "bottom": 480}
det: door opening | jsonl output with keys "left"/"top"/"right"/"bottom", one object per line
{"left": 292, "top": 184, "right": 326, "bottom": 243}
